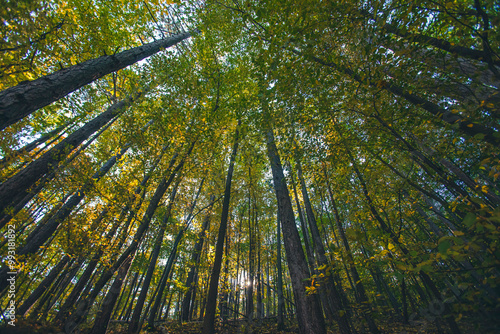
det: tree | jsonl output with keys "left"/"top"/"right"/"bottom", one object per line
{"left": 1, "top": 1, "right": 498, "bottom": 333}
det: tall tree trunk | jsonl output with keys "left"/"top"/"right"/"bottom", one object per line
{"left": 0, "top": 114, "right": 118, "bottom": 228}
{"left": 202, "top": 122, "right": 240, "bottom": 334}
{"left": 181, "top": 196, "right": 214, "bottom": 321}
{"left": 118, "top": 272, "right": 139, "bottom": 320}
{"left": 295, "top": 159, "right": 352, "bottom": 334}
{"left": 63, "top": 146, "right": 188, "bottom": 332}
{"left": 147, "top": 226, "right": 184, "bottom": 328}
{"left": 0, "top": 93, "right": 140, "bottom": 223}
{"left": 19, "top": 142, "right": 132, "bottom": 256}
{"left": 17, "top": 254, "right": 70, "bottom": 316}
{"left": 276, "top": 210, "right": 285, "bottom": 331}
{"left": 324, "top": 171, "right": 380, "bottom": 334}
{"left": 290, "top": 169, "right": 316, "bottom": 274}
{"left": 265, "top": 128, "right": 326, "bottom": 334}
{"left": 0, "top": 121, "right": 70, "bottom": 169}
{"left": 89, "top": 257, "right": 133, "bottom": 334}
{"left": 128, "top": 181, "right": 180, "bottom": 333}
{"left": 0, "top": 31, "right": 194, "bottom": 129}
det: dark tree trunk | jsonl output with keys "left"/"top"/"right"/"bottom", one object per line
{"left": 265, "top": 128, "right": 326, "bottom": 334}
{"left": 181, "top": 196, "right": 214, "bottom": 321}
{"left": 290, "top": 170, "right": 316, "bottom": 274}
{"left": 89, "top": 257, "right": 133, "bottom": 334}
{"left": 0, "top": 121, "right": 69, "bottom": 169}
{"left": 295, "top": 160, "right": 352, "bottom": 334}
{"left": 0, "top": 94, "right": 139, "bottom": 224}
{"left": 0, "top": 31, "right": 194, "bottom": 130}
{"left": 17, "top": 254, "right": 70, "bottom": 316}
{"left": 325, "top": 173, "right": 380, "bottom": 334}
{"left": 202, "top": 122, "right": 240, "bottom": 334}
{"left": 118, "top": 272, "right": 139, "bottom": 320}
{"left": 147, "top": 227, "right": 185, "bottom": 328}
{"left": 18, "top": 143, "right": 132, "bottom": 257}
{"left": 0, "top": 114, "right": 118, "bottom": 228}
{"left": 128, "top": 182, "right": 180, "bottom": 333}
{"left": 276, "top": 210, "right": 285, "bottom": 331}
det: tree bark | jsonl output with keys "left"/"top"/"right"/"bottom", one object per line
{"left": 181, "top": 196, "right": 215, "bottom": 321}
{"left": 265, "top": 128, "right": 326, "bottom": 334}
{"left": 202, "top": 122, "right": 240, "bottom": 334}
{"left": 128, "top": 181, "right": 180, "bottom": 333}
{"left": 0, "top": 93, "right": 140, "bottom": 222}
{"left": 89, "top": 257, "right": 133, "bottom": 334}
{"left": 0, "top": 31, "right": 194, "bottom": 130}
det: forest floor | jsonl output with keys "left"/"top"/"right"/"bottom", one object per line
{"left": 1, "top": 316, "right": 498, "bottom": 334}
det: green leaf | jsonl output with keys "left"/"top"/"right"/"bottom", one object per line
{"left": 438, "top": 240, "right": 452, "bottom": 254}
{"left": 463, "top": 212, "right": 476, "bottom": 227}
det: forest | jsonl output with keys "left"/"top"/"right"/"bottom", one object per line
{"left": 0, "top": 0, "right": 499, "bottom": 333}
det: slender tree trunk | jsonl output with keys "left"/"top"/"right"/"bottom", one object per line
{"left": 265, "top": 128, "right": 326, "bottom": 334}
{"left": 181, "top": 196, "right": 214, "bottom": 321}
{"left": 0, "top": 114, "right": 118, "bottom": 228}
{"left": 118, "top": 272, "right": 139, "bottom": 320}
{"left": 0, "top": 121, "right": 70, "bottom": 169}
{"left": 17, "top": 254, "right": 70, "bottom": 316}
{"left": 147, "top": 226, "right": 185, "bottom": 328}
{"left": 296, "top": 159, "right": 352, "bottom": 334}
{"left": 290, "top": 170, "right": 316, "bottom": 273}
{"left": 276, "top": 210, "right": 285, "bottom": 331}
{"left": 0, "top": 93, "right": 140, "bottom": 224}
{"left": 325, "top": 172, "right": 380, "bottom": 334}
{"left": 18, "top": 143, "right": 132, "bottom": 256}
{"left": 128, "top": 182, "right": 180, "bottom": 333}
{"left": 89, "top": 257, "right": 133, "bottom": 334}
{"left": 202, "top": 122, "right": 240, "bottom": 334}
{"left": 0, "top": 31, "right": 194, "bottom": 129}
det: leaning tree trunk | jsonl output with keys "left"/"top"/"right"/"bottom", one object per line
{"left": 181, "top": 196, "right": 214, "bottom": 321}
{"left": 265, "top": 128, "right": 326, "bottom": 334}
{"left": 0, "top": 31, "right": 194, "bottom": 130}
{"left": 128, "top": 182, "right": 180, "bottom": 333}
{"left": 202, "top": 122, "right": 240, "bottom": 334}
{"left": 89, "top": 257, "right": 133, "bottom": 334}
{"left": 295, "top": 159, "right": 353, "bottom": 334}
{"left": 0, "top": 92, "right": 141, "bottom": 224}
{"left": 64, "top": 147, "right": 189, "bottom": 333}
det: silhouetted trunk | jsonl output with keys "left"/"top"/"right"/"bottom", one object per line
{"left": 276, "top": 210, "right": 285, "bottom": 331}
{"left": 265, "top": 128, "right": 326, "bottom": 334}
{"left": 0, "top": 31, "right": 194, "bottom": 129}
{"left": 202, "top": 122, "right": 240, "bottom": 334}
{"left": 128, "top": 182, "right": 180, "bottom": 333}
{"left": 290, "top": 169, "right": 316, "bottom": 273}
{"left": 117, "top": 272, "right": 139, "bottom": 320}
{"left": 147, "top": 226, "right": 184, "bottom": 328}
{"left": 18, "top": 143, "right": 132, "bottom": 256}
{"left": 0, "top": 93, "right": 140, "bottom": 224}
{"left": 295, "top": 159, "right": 352, "bottom": 334}
{"left": 0, "top": 121, "right": 69, "bottom": 169}
{"left": 181, "top": 196, "right": 214, "bottom": 321}
{"left": 89, "top": 257, "right": 132, "bottom": 334}
{"left": 0, "top": 115, "right": 118, "bottom": 228}
{"left": 325, "top": 172, "right": 380, "bottom": 334}
{"left": 17, "top": 254, "right": 70, "bottom": 316}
